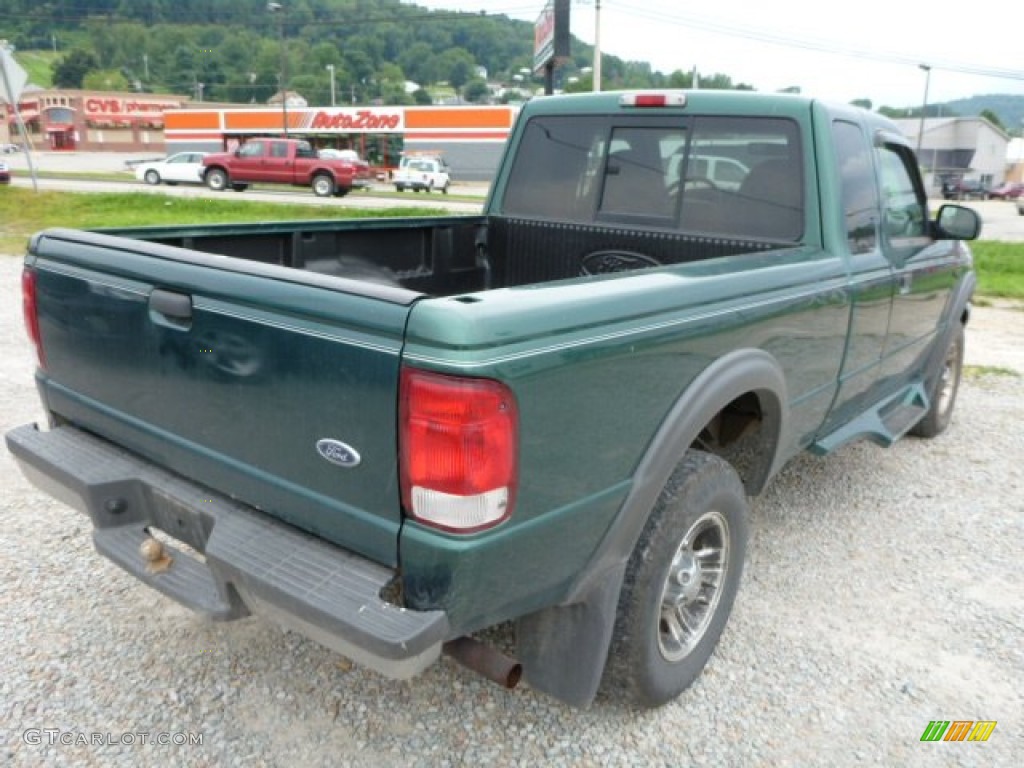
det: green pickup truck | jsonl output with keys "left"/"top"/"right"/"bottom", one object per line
{"left": 6, "top": 91, "right": 980, "bottom": 709}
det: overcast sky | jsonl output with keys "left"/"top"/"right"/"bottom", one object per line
{"left": 410, "top": 0, "right": 1024, "bottom": 112}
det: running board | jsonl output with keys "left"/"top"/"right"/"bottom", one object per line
{"left": 811, "top": 383, "right": 929, "bottom": 455}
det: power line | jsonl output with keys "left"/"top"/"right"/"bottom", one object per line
{"left": 603, "top": 1, "right": 1024, "bottom": 83}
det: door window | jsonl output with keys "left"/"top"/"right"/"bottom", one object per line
{"left": 832, "top": 120, "right": 878, "bottom": 254}
{"left": 875, "top": 142, "right": 927, "bottom": 248}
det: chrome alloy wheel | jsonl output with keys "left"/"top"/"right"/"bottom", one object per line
{"left": 657, "top": 510, "right": 730, "bottom": 662}
{"left": 935, "top": 333, "right": 962, "bottom": 415}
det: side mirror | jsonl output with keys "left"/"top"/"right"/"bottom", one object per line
{"left": 933, "top": 204, "right": 981, "bottom": 241}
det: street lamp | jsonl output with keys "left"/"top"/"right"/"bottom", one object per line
{"left": 325, "top": 64, "right": 336, "bottom": 107}
{"left": 915, "top": 64, "right": 931, "bottom": 161}
{"left": 267, "top": 2, "right": 288, "bottom": 136}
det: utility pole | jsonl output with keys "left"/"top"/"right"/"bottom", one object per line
{"left": 267, "top": 2, "right": 288, "bottom": 136}
{"left": 326, "top": 64, "right": 336, "bottom": 106}
{"left": 593, "top": 0, "right": 601, "bottom": 92}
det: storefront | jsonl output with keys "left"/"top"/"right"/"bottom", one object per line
{"left": 164, "top": 105, "right": 519, "bottom": 181}
{"left": 4, "top": 89, "right": 190, "bottom": 152}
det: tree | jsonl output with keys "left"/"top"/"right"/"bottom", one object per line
{"left": 850, "top": 99, "right": 873, "bottom": 111}
{"left": 462, "top": 78, "right": 489, "bottom": 104}
{"left": 83, "top": 69, "right": 130, "bottom": 91}
{"left": 52, "top": 49, "right": 100, "bottom": 89}
{"left": 981, "top": 109, "right": 1005, "bottom": 132}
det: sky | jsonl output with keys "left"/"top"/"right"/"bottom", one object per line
{"left": 410, "top": 0, "right": 1024, "bottom": 112}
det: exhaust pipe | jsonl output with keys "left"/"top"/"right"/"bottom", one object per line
{"left": 443, "top": 636, "right": 522, "bottom": 689}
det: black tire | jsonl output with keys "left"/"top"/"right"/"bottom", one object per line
{"left": 205, "top": 168, "right": 228, "bottom": 191}
{"left": 602, "top": 450, "right": 748, "bottom": 708}
{"left": 143, "top": 170, "right": 161, "bottom": 185}
{"left": 910, "top": 326, "right": 964, "bottom": 438}
{"left": 396, "top": 184, "right": 405, "bottom": 192}
{"left": 312, "top": 174, "right": 335, "bottom": 197}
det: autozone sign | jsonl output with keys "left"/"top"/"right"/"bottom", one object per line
{"left": 306, "top": 109, "right": 404, "bottom": 132}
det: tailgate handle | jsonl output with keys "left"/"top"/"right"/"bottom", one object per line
{"left": 149, "top": 289, "right": 193, "bottom": 328}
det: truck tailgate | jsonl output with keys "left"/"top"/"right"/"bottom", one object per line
{"left": 27, "top": 229, "right": 417, "bottom": 566}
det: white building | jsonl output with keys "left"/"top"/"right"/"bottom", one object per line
{"left": 894, "top": 116, "right": 1010, "bottom": 192}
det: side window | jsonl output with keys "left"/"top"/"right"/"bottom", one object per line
{"left": 875, "top": 142, "right": 927, "bottom": 244}
{"left": 271, "top": 142, "right": 289, "bottom": 158}
{"left": 832, "top": 120, "right": 878, "bottom": 254}
{"left": 238, "top": 142, "right": 264, "bottom": 158}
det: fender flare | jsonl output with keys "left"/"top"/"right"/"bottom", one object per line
{"left": 517, "top": 348, "right": 789, "bottom": 706}
{"left": 922, "top": 269, "right": 975, "bottom": 391}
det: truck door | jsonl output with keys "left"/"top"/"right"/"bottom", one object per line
{"left": 816, "top": 119, "right": 895, "bottom": 434}
{"left": 266, "top": 140, "right": 293, "bottom": 183}
{"left": 230, "top": 140, "right": 267, "bottom": 182}
{"left": 873, "top": 136, "right": 960, "bottom": 383}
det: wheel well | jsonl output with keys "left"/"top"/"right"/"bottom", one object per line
{"left": 691, "top": 392, "right": 775, "bottom": 495}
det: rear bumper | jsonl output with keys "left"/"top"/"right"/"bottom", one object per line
{"left": 5, "top": 423, "right": 450, "bottom": 680}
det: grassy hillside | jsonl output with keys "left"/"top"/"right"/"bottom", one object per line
{"left": 13, "top": 50, "right": 58, "bottom": 88}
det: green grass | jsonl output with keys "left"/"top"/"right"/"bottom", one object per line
{"left": 0, "top": 187, "right": 447, "bottom": 254}
{"left": 971, "top": 241, "right": 1024, "bottom": 299}
{"left": 14, "top": 50, "right": 59, "bottom": 88}
{"left": 964, "top": 364, "right": 1020, "bottom": 379}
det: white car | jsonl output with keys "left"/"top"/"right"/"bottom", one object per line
{"left": 134, "top": 152, "right": 208, "bottom": 186}
{"left": 394, "top": 157, "right": 451, "bottom": 193}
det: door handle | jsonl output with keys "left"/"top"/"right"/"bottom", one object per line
{"left": 899, "top": 274, "right": 912, "bottom": 295}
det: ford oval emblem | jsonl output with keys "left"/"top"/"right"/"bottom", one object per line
{"left": 316, "top": 439, "right": 361, "bottom": 468}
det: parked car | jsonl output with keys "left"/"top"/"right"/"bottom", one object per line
{"left": 134, "top": 152, "right": 209, "bottom": 186}
{"left": 318, "top": 148, "right": 358, "bottom": 161}
{"left": 0, "top": 160, "right": 11, "bottom": 184}
{"left": 1, "top": 142, "right": 19, "bottom": 154}
{"left": 987, "top": 182, "right": 1024, "bottom": 200}
{"left": 394, "top": 156, "right": 451, "bottom": 193}
{"left": 942, "top": 179, "right": 988, "bottom": 201}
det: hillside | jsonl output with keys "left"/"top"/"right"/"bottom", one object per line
{"left": 2, "top": 0, "right": 1020, "bottom": 130}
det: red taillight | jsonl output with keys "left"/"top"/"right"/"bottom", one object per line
{"left": 22, "top": 268, "right": 45, "bottom": 369}
{"left": 399, "top": 368, "right": 518, "bottom": 533}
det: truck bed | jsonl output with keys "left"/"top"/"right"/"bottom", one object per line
{"left": 93, "top": 214, "right": 784, "bottom": 297}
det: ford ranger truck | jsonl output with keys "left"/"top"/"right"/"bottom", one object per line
{"left": 202, "top": 137, "right": 370, "bottom": 197}
{"left": 6, "top": 91, "right": 981, "bottom": 708}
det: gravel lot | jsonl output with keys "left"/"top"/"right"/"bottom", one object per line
{"left": 1, "top": 251, "right": 1021, "bottom": 767}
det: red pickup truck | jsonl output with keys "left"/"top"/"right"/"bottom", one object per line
{"left": 202, "top": 138, "right": 371, "bottom": 197}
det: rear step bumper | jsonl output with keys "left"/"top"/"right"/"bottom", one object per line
{"left": 6, "top": 423, "right": 450, "bottom": 680}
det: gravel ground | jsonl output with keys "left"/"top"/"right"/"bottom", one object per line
{"left": 1, "top": 252, "right": 1021, "bottom": 767}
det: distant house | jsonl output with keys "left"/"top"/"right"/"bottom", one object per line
{"left": 268, "top": 90, "right": 307, "bottom": 108}
{"left": 895, "top": 116, "right": 1010, "bottom": 191}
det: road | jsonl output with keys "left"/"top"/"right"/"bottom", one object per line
{"left": 3, "top": 150, "right": 488, "bottom": 214}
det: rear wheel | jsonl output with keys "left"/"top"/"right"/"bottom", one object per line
{"left": 312, "top": 174, "right": 335, "bottom": 197}
{"left": 143, "top": 170, "right": 161, "bottom": 185}
{"left": 911, "top": 326, "right": 964, "bottom": 438}
{"left": 205, "top": 168, "right": 228, "bottom": 191}
{"left": 601, "top": 450, "right": 748, "bottom": 708}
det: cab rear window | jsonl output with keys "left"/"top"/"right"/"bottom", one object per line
{"left": 501, "top": 115, "right": 804, "bottom": 241}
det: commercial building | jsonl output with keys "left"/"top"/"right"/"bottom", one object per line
{"left": 164, "top": 105, "right": 519, "bottom": 181}
{"left": 2, "top": 88, "right": 191, "bottom": 152}
{"left": 895, "top": 116, "right": 1011, "bottom": 191}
